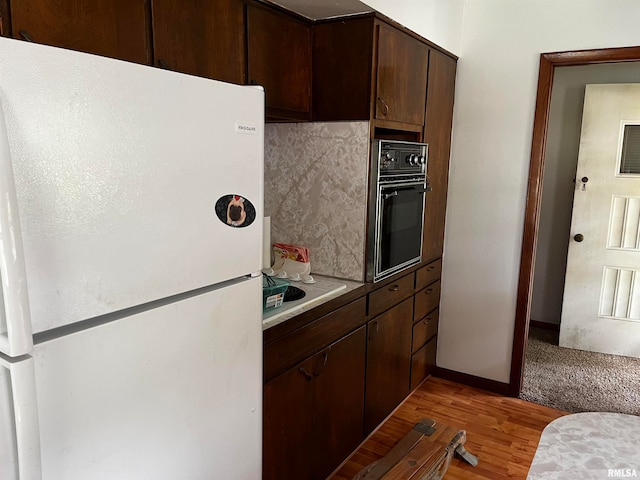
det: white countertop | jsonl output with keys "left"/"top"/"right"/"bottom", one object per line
{"left": 262, "top": 274, "right": 363, "bottom": 330}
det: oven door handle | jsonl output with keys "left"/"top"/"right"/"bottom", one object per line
{"left": 383, "top": 191, "right": 398, "bottom": 200}
{"left": 383, "top": 188, "right": 428, "bottom": 200}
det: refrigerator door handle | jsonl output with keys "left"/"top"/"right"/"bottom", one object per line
{"left": 0, "top": 355, "right": 42, "bottom": 480}
{"left": 0, "top": 100, "right": 33, "bottom": 357}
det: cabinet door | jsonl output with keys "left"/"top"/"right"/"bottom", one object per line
{"left": 0, "top": 0, "right": 10, "bottom": 37}
{"left": 375, "top": 22, "right": 428, "bottom": 126}
{"left": 312, "top": 16, "right": 374, "bottom": 121}
{"left": 312, "top": 326, "right": 366, "bottom": 480}
{"left": 264, "top": 326, "right": 366, "bottom": 480}
{"left": 364, "top": 297, "right": 413, "bottom": 434}
{"left": 247, "top": 3, "right": 311, "bottom": 120}
{"left": 11, "top": 0, "right": 150, "bottom": 64}
{"left": 422, "top": 51, "right": 457, "bottom": 263}
{"left": 263, "top": 356, "right": 314, "bottom": 480}
{"left": 151, "top": 0, "right": 245, "bottom": 84}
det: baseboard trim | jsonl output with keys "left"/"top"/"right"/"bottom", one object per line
{"left": 433, "top": 367, "right": 510, "bottom": 395}
{"left": 530, "top": 320, "right": 560, "bottom": 332}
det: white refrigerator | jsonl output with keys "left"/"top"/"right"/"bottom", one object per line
{"left": 0, "top": 38, "right": 263, "bottom": 480}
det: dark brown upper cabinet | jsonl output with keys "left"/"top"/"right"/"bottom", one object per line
{"left": 10, "top": 0, "right": 151, "bottom": 64}
{"left": 313, "top": 15, "right": 429, "bottom": 131}
{"left": 246, "top": 2, "right": 311, "bottom": 121}
{"left": 151, "top": 0, "right": 245, "bottom": 84}
{"left": 422, "top": 50, "right": 456, "bottom": 264}
{"left": 375, "top": 22, "right": 428, "bottom": 127}
{"left": 312, "top": 16, "right": 374, "bottom": 122}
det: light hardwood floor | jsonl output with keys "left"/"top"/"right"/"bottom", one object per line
{"left": 328, "top": 377, "right": 566, "bottom": 480}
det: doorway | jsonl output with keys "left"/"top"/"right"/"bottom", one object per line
{"left": 532, "top": 67, "right": 640, "bottom": 335}
{"left": 509, "top": 46, "right": 640, "bottom": 396}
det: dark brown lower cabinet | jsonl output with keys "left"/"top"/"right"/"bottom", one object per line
{"left": 411, "top": 336, "right": 437, "bottom": 390}
{"left": 364, "top": 297, "right": 413, "bottom": 434}
{"left": 410, "top": 261, "right": 442, "bottom": 389}
{"left": 0, "top": 0, "right": 10, "bottom": 37}
{"left": 263, "top": 326, "right": 366, "bottom": 480}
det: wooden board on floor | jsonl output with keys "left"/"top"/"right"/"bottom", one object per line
{"left": 328, "top": 377, "right": 566, "bottom": 480}
{"left": 354, "top": 419, "right": 465, "bottom": 480}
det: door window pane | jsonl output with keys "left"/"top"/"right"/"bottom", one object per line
{"left": 620, "top": 124, "right": 640, "bottom": 174}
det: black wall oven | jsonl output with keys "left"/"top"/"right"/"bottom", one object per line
{"left": 367, "top": 140, "right": 429, "bottom": 282}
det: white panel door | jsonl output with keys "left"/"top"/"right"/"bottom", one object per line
{"left": 0, "top": 38, "right": 264, "bottom": 336}
{"left": 1, "top": 276, "right": 262, "bottom": 480}
{"left": 560, "top": 84, "right": 640, "bottom": 357}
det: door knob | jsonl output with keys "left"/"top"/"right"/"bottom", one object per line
{"left": 574, "top": 234, "right": 584, "bottom": 242}
{"left": 580, "top": 177, "right": 589, "bottom": 191}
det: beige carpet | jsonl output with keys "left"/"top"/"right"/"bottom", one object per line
{"left": 519, "top": 327, "right": 640, "bottom": 415}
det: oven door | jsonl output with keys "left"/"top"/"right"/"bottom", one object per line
{"left": 375, "top": 181, "right": 427, "bottom": 282}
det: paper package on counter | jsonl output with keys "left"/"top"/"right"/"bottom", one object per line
{"left": 272, "top": 243, "right": 311, "bottom": 277}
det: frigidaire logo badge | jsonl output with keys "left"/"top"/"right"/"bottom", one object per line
{"left": 235, "top": 122, "right": 258, "bottom": 135}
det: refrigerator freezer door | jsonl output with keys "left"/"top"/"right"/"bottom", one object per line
{"left": 0, "top": 97, "right": 33, "bottom": 356}
{"left": 0, "top": 276, "right": 262, "bottom": 480}
{"left": 0, "top": 38, "right": 264, "bottom": 336}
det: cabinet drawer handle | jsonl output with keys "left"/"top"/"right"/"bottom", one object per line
{"left": 388, "top": 285, "right": 400, "bottom": 292}
{"left": 427, "top": 266, "right": 435, "bottom": 271}
{"left": 423, "top": 317, "right": 431, "bottom": 325}
{"left": 19, "top": 30, "right": 33, "bottom": 42}
{"left": 299, "top": 367, "right": 312, "bottom": 381}
{"left": 377, "top": 97, "right": 389, "bottom": 116}
{"left": 314, "top": 352, "right": 329, "bottom": 377}
{"left": 425, "top": 288, "right": 434, "bottom": 294}
{"left": 157, "top": 59, "right": 170, "bottom": 70}
{"left": 368, "top": 321, "right": 379, "bottom": 341}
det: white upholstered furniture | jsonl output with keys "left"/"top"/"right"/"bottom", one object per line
{"left": 527, "top": 412, "right": 640, "bottom": 479}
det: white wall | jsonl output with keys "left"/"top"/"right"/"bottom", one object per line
{"left": 439, "top": 0, "right": 640, "bottom": 382}
{"left": 361, "top": 0, "right": 464, "bottom": 55}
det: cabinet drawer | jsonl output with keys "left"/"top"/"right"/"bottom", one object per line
{"left": 413, "top": 280, "right": 441, "bottom": 321}
{"left": 368, "top": 273, "right": 414, "bottom": 318}
{"left": 415, "top": 259, "right": 442, "bottom": 291}
{"left": 412, "top": 309, "right": 439, "bottom": 353}
{"left": 410, "top": 336, "right": 437, "bottom": 390}
{"left": 264, "top": 297, "right": 366, "bottom": 381}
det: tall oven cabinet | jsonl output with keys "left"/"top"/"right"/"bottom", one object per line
{"left": 311, "top": 13, "right": 457, "bottom": 392}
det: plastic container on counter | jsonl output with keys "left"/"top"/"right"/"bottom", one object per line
{"left": 263, "top": 276, "right": 289, "bottom": 311}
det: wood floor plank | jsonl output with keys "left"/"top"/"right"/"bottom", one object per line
{"left": 328, "top": 377, "right": 566, "bottom": 480}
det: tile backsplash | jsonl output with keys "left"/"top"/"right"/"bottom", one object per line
{"left": 264, "top": 121, "right": 370, "bottom": 281}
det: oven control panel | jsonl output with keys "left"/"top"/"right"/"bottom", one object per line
{"left": 373, "top": 140, "right": 428, "bottom": 178}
